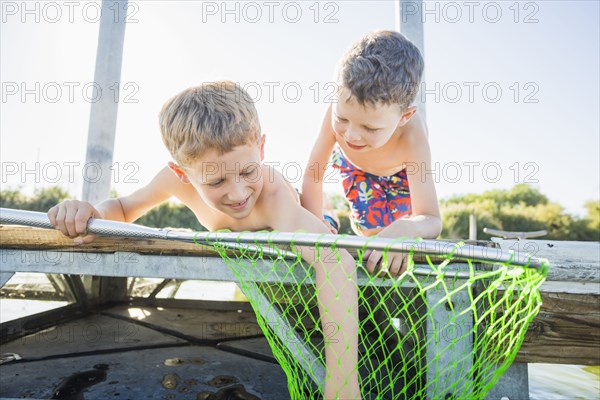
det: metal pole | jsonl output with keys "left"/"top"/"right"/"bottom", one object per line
{"left": 80, "top": 0, "right": 128, "bottom": 304}
{"left": 396, "top": 0, "right": 426, "bottom": 119}
{"left": 469, "top": 214, "right": 478, "bottom": 240}
{"left": 82, "top": 0, "right": 128, "bottom": 204}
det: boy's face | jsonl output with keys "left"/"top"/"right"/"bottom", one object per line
{"left": 332, "top": 87, "right": 415, "bottom": 152}
{"left": 172, "top": 139, "right": 265, "bottom": 220}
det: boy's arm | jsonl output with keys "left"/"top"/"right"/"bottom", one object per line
{"left": 364, "top": 121, "right": 442, "bottom": 238}
{"left": 378, "top": 113, "right": 442, "bottom": 238}
{"left": 110, "top": 166, "right": 179, "bottom": 222}
{"left": 268, "top": 192, "right": 361, "bottom": 399}
{"left": 49, "top": 166, "right": 180, "bottom": 242}
{"left": 364, "top": 122, "right": 442, "bottom": 277}
{"left": 382, "top": 154, "right": 442, "bottom": 239}
{"left": 270, "top": 187, "right": 352, "bottom": 267}
{"left": 301, "top": 105, "right": 337, "bottom": 220}
{"left": 388, "top": 130, "right": 442, "bottom": 239}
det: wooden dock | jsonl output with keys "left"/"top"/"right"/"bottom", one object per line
{"left": 1, "top": 226, "right": 598, "bottom": 399}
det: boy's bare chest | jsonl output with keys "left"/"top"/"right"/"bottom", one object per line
{"left": 342, "top": 145, "right": 407, "bottom": 176}
{"left": 188, "top": 203, "right": 270, "bottom": 232}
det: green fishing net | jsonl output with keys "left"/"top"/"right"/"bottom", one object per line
{"left": 199, "top": 234, "right": 547, "bottom": 400}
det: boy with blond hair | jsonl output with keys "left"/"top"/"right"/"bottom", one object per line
{"left": 302, "top": 30, "right": 442, "bottom": 277}
{"left": 49, "top": 81, "right": 360, "bottom": 399}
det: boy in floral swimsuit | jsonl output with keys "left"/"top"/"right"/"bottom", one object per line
{"left": 302, "top": 30, "right": 442, "bottom": 276}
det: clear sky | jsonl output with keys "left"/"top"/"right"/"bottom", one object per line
{"left": 1, "top": 1, "right": 599, "bottom": 216}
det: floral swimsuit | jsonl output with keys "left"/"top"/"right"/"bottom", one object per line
{"left": 331, "top": 147, "right": 412, "bottom": 230}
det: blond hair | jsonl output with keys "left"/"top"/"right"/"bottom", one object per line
{"left": 337, "top": 30, "right": 423, "bottom": 110}
{"left": 159, "top": 81, "right": 261, "bottom": 166}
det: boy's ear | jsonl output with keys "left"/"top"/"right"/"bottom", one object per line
{"left": 168, "top": 161, "right": 191, "bottom": 184}
{"left": 398, "top": 106, "right": 418, "bottom": 127}
{"left": 259, "top": 134, "right": 266, "bottom": 161}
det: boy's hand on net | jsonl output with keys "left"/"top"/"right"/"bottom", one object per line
{"left": 363, "top": 249, "right": 407, "bottom": 277}
{"left": 48, "top": 200, "right": 101, "bottom": 245}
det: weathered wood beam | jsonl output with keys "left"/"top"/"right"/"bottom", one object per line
{"left": 517, "top": 291, "right": 600, "bottom": 365}
{"left": 0, "top": 225, "right": 498, "bottom": 265}
{"left": 495, "top": 239, "right": 600, "bottom": 294}
{"left": 494, "top": 239, "right": 600, "bottom": 282}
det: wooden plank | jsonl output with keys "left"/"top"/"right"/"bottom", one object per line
{"left": 495, "top": 239, "right": 600, "bottom": 283}
{"left": 540, "top": 280, "right": 600, "bottom": 295}
{"left": 0, "top": 225, "right": 219, "bottom": 257}
{"left": 0, "top": 225, "right": 496, "bottom": 265}
{"left": 517, "top": 292, "right": 600, "bottom": 365}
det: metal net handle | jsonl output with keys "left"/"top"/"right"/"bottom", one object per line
{"left": 0, "top": 207, "right": 545, "bottom": 268}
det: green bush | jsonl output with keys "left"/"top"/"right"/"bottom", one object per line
{"left": 0, "top": 186, "right": 206, "bottom": 231}
{"left": 439, "top": 185, "right": 598, "bottom": 241}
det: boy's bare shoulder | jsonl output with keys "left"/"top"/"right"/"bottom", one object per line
{"left": 257, "top": 164, "right": 301, "bottom": 223}
{"left": 403, "top": 112, "right": 429, "bottom": 141}
{"left": 257, "top": 164, "right": 324, "bottom": 232}
{"left": 147, "top": 166, "right": 211, "bottom": 221}
{"left": 243, "top": 164, "right": 298, "bottom": 229}
{"left": 259, "top": 164, "right": 299, "bottom": 202}
{"left": 153, "top": 166, "right": 199, "bottom": 199}
{"left": 399, "top": 113, "right": 431, "bottom": 157}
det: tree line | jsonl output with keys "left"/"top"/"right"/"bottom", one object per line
{"left": 0, "top": 186, "right": 205, "bottom": 232}
{"left": 1, "top": 184, "right": 598, "bottom": 241}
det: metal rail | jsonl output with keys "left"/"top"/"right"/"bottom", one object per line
{"left": 0, "top": 208, "right": 545, "bottom": 269}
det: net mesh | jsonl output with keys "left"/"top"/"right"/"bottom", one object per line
{"left": 198, "top": 234, "right": 547, "bottom": 400}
